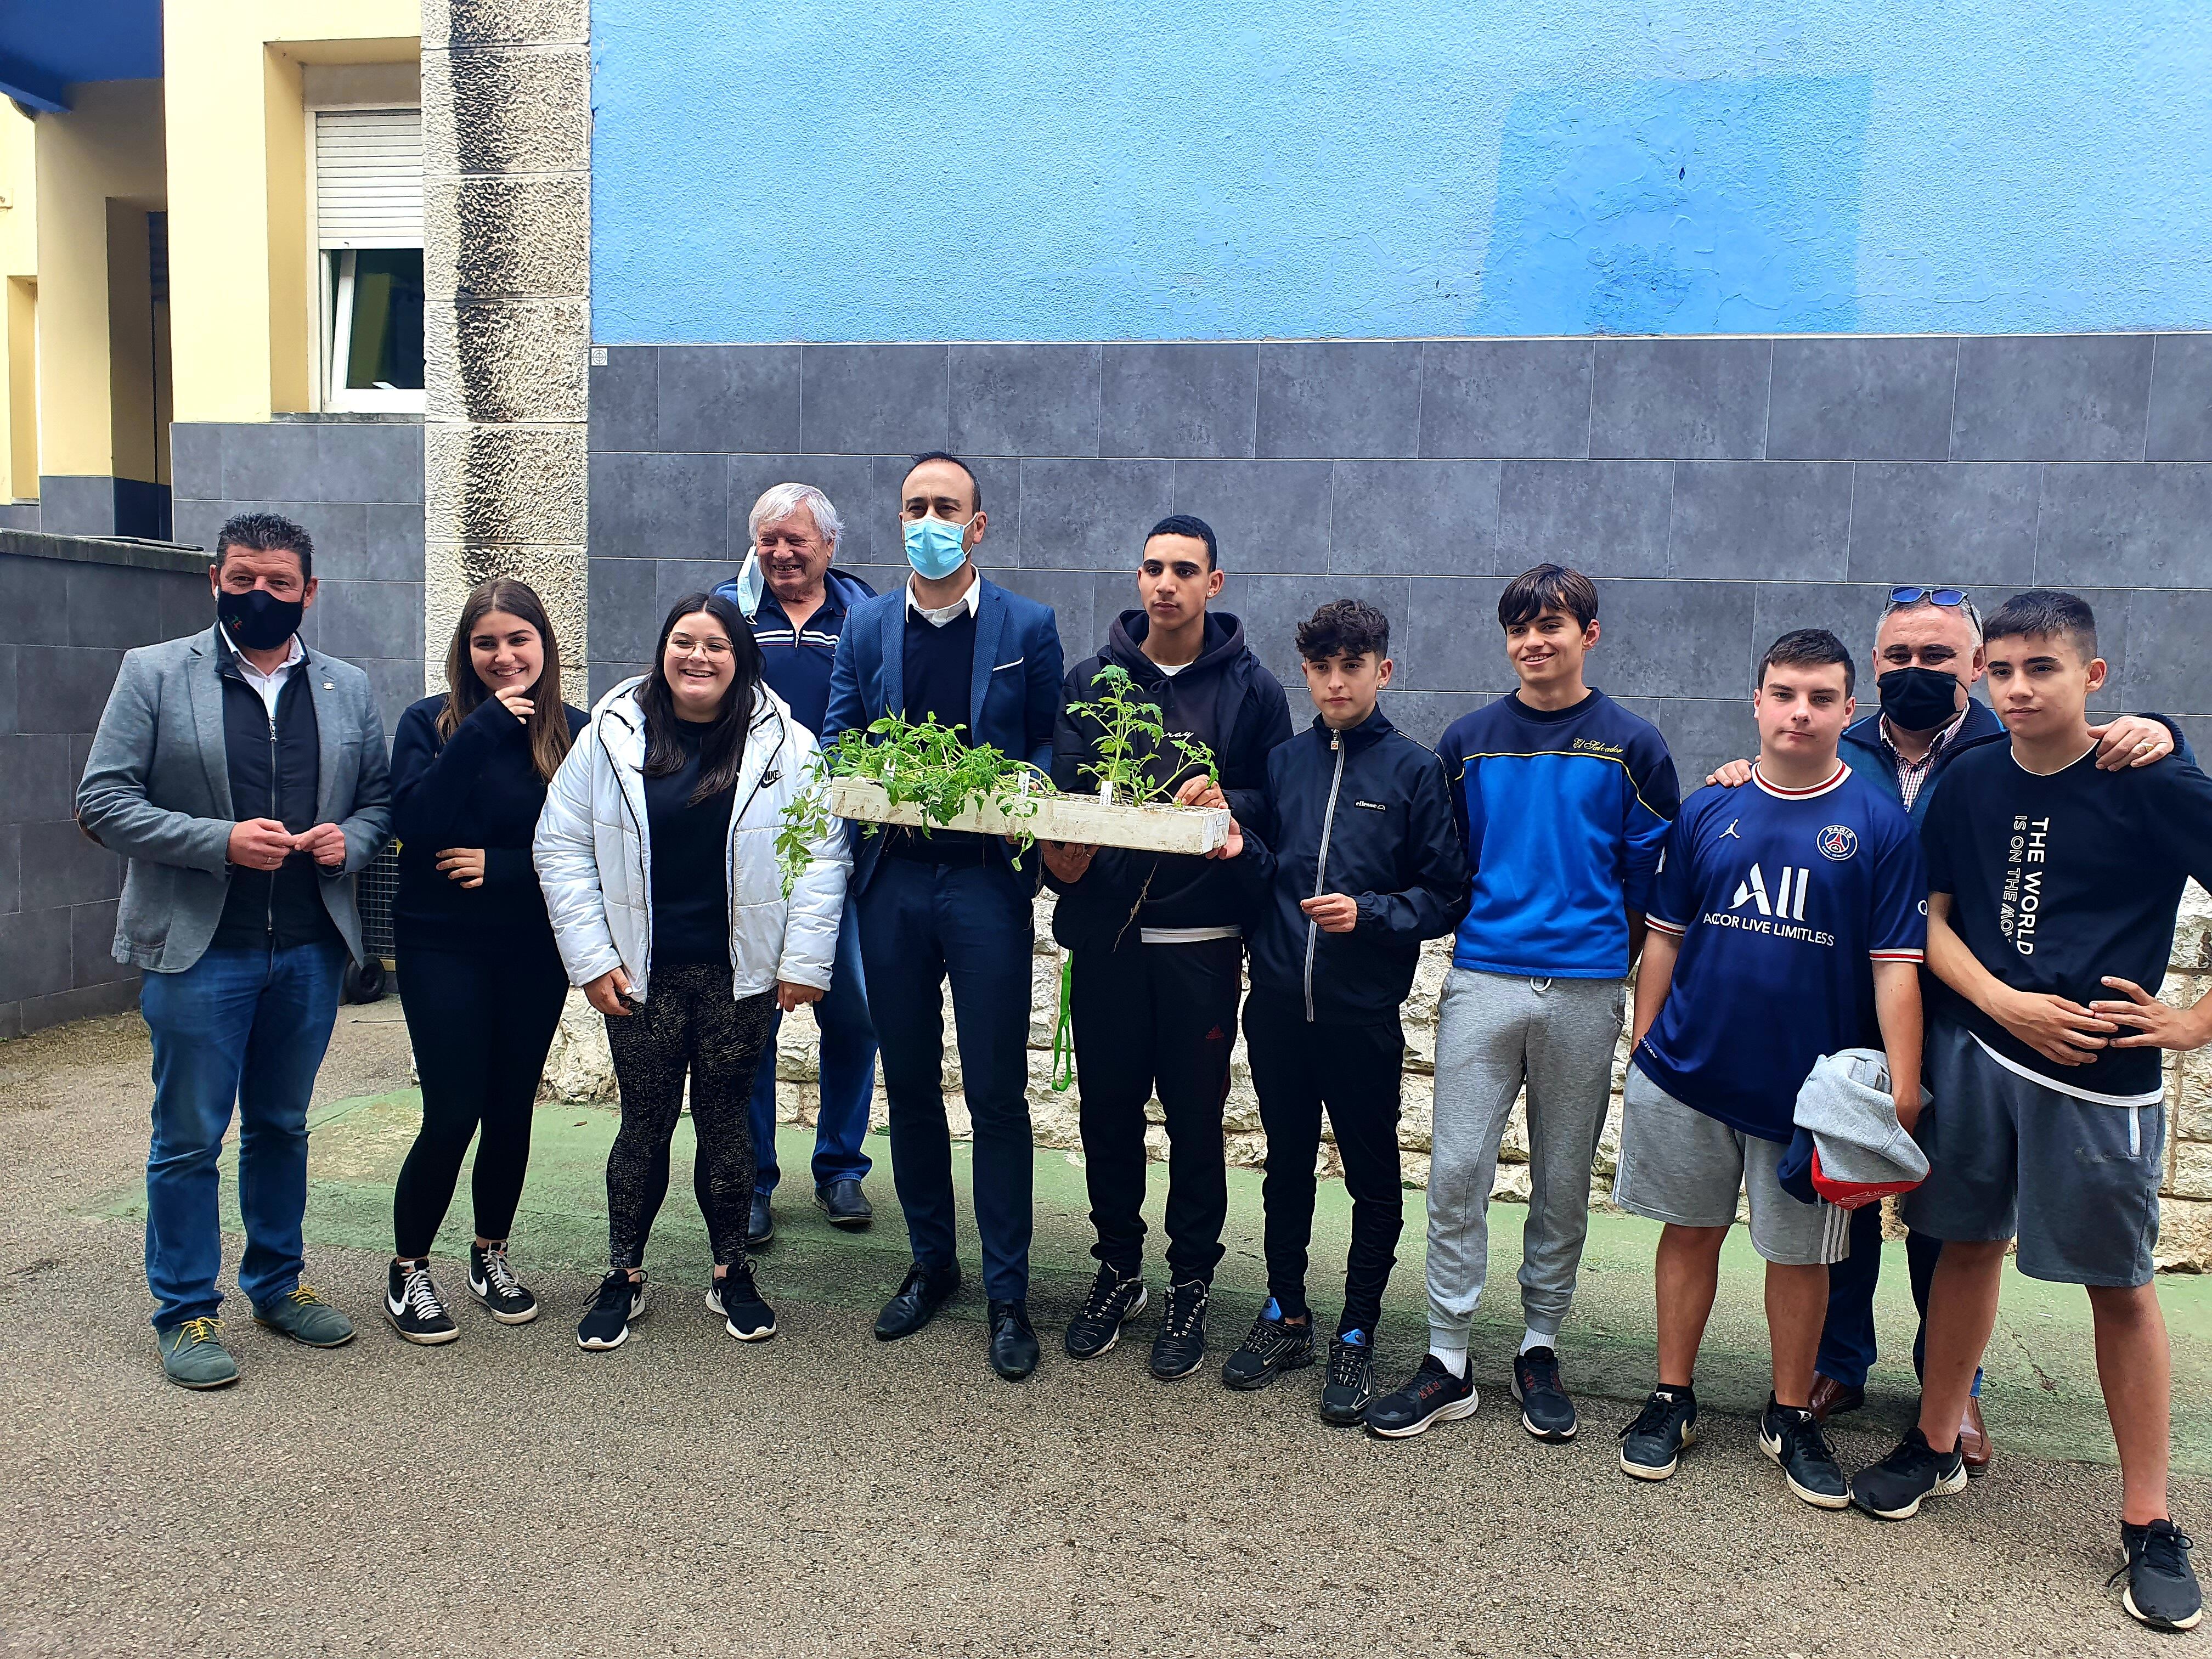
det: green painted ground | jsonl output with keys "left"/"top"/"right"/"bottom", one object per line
{"left": 107, "top": 1088, "right": 2212, "bottom": 1473}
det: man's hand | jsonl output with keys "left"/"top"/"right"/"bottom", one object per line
{"left": 1041, "top": 840, "right": 1096, "bottom": 883}
{"left": 1300, "top": 892, "right": 1359, "bottom": 933}
{"left": 1205, "top": 814, "right": 1244, "bottom": 861}
{"left": 2089, "top": 715, "right": 2175, "bottom": 771}
{"left": 584, "top": 966, "right": 635, "bottom": 1018}
{"left": 1703, "top": 758, "right": 1754, "bottom": 789}
{"left": 227, "top": 818, "right": 296, "bottom": 871}
{"left": 1991, "top": 986, "right": 2118, "bottom": 1066}
{"left": 777, "top": 980, "right": 825, "bottom": 1013}
{"left": 296, "top": 822, "right": 348, "bottom": 868}
{"left": 436, "top": 847, "right": 487, "bottom": 888}
{"left": 1177, "top": 777, "right": 1228, "bottom": 810}
{"left": 2089, "top": 977, "right": 2212, "bottom": 1051}
{"left": 493, "top": 684, "right": 535, "bottom": 723}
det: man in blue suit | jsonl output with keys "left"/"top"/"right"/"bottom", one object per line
{"left": 822, "top": 451, "right": 1065, "bottom": 1381}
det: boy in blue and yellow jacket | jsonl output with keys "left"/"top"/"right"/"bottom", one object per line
{"left": 1364, "top": 566, "right": 1679, "bottom": 1445}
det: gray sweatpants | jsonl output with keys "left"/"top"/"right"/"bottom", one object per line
{"left": 1425, "top": 968, "right": 1625, "bottom": 1346}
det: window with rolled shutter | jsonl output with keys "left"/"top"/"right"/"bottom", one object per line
{"left": 314, "top": 109, "right": 422, "bottom": 250}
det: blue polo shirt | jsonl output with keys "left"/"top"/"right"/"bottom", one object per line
{"left": 713, "top": 566, "right": 877, "bottom": 736}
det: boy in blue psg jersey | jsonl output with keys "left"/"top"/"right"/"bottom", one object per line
{"left": 1850, "top": 591, "right": 2212, "bottom": 1633}
{"left": 1614, "top": 629, "right": 1927, "bottom": 1511}
{"left": 1365, "top": 566, "right": 1678, "bottom": 1446}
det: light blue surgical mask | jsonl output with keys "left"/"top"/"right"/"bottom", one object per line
{"left": 731, "top": 548, "right": 765, "bottom": 619}
{"left": 902, "top": 514, "right": 972, "bottom": 580}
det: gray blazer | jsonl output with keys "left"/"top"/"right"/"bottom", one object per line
{"left": 75, "top": 627, "right": 394, "bottom": 973}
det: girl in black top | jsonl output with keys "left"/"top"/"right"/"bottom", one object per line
{"left": 386, "top": 579, "right": 585, "bottom": 1344}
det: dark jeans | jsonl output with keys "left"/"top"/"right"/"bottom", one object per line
{"left": 857, "top": 856, "right": 1035, "bottom": 1303}
{"left": 140, "top": 939, "right": 346, "bottom": 1328}
{"left": 603, "top": 965, "right": 775, "bottom": 1271}
{"left": 1243, "top": 988, "right": 1404, "bottom": 1336}
{"left": 1071, "top": 936, "right": 1239, "bottom": 1284}
{"left": 391, "top": 944, "right": 569, "bottom": 1257}
{"left": 748, "top": 899, "right": 876, "bottom": 1197}
{"left": 1818, "top": 1207, "right": 1982, "bottom": 1396}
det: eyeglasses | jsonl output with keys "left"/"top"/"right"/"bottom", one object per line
{"left": 668, "top": 635, "right": 733, "bottom": 657}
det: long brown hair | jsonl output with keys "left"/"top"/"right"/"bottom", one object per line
{"left": 640, "top": 592, "right": 763, "bottom": 803}
{"left": 438, "top": 579, "right": 575, "bottom": 782}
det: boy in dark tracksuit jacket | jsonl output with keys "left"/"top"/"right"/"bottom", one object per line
{"left": 1216, "top": 599, "right": 1470, "bottom": 1424}
{"left": 1043, "top": 515, "right": 1293, "bottom": 1382}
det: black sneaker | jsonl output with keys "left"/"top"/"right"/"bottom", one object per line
{"left": 1149, "top": 1279, "right": 1208, "bottom": 1380}
{"left": 1619, "top": 1385, "right": 1699, "bottom": 1480}
{"left": 707, "top": 1265, "right": 776, "bottom": 1341}
{"left": 2113, "top": 1520, "right": 2204, "bottom": 1632}
{"left": 577, "top": 1271, "right": 647, "bottom": 1351}
{"left": 468, "top": 1242, "right": 539, "bottom": 1324}
{"left": 385, "top": 1260, "right": 458, "bottom": 1346}
{"left": 1220, "top": 1307, "right": 1316, "bottom": 1391}
{"left": 1513, "top": 1346, "right": 1577, "bottom": 1442}
{"left": 1761, "top": 1395, "right": 1849, "bottom": 1510}
{"left": 1319, "top": 1336, "right": 1376, "bottom": 1426}
{"left": 1848, "top": 1425, "right": 1967, "bottom": 1520}
{"left": 1064, "top": 1265, "right": 1148, "bottom": 1361}
{"left": 1366, "top": 1354, "right": 1479, "bottom": 1438}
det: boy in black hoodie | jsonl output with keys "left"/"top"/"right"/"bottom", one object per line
{"left": 1043, "top": 515, "right": 1293, "bottom": 1380}
{"left": 1214, "top": 599, "right": 1470, "bottom": 1424}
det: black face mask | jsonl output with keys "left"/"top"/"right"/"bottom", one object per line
{"left": 1877, "top": 665, "right": 1961, "bottom": 733}
{"left": 216, "top": 586, "right": 305, "bottom": 652}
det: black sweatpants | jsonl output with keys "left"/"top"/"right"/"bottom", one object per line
{"left": 393, "top": 945, "right": 570, "bottom": 1258}
{"left": 602, "top": 964, "right": 775, "bottom": 1272}
{"left": 1070, "top": 935, "right": 1240, "bottom": 1285}
{"left": 1242, "top": 988, "right": 1405, "bottom": 1336}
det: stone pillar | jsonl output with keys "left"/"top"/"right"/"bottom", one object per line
{"left": 421, "top": 0, "right": 592, "bottom": 688}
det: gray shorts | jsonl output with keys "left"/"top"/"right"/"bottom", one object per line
{"left": 1901, "top": 1018, "right": 2164, "bottom": 1288}
{"left": 1613, "top": 1064, "right": 1852, "bottom": 1267}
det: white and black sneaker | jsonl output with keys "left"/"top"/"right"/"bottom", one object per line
{"left": 707, "top": 1265, "right": 777, "bottom": 1341}
{"left": 468, "top": 1241, "right": 539, "bottom": 1324}
{"left": 1849, "top": 1424, "right": 1968, "bottom": 1520}
{"left": 577, "top": 1271, "right": 647, "bottom": 1351}
{"left": 1619, "top": 1385, "right": 1699, "bottom": 1480}
{"left": 1512, "top": 1346, "right": 1578, "bottom": 1441}
{"left": 385, "top": 1259, "right": 458, "bottom": 1345}
{"left": 2114, "top": 1520, "right": 2204, "bottom": 1632}
{"left": 1760, "top": 1395, "right": 1849, "bottom": 1509}
{"left": 1365, "top": 1354, "right": 1479, "bottom": 1438}
{"left": 1064, "top": 1265, "right": 1148, "bottom": 1361}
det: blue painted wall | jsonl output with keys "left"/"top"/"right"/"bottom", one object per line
{"left": 591, "top": 0, "right": 2212, "bottom": 342}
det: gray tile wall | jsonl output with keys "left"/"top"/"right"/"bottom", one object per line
{"left": 589, "top": 335, "right": 2212, "bottom": 780}
{"left": 170, "top": 419, "right": 427, "bottom": 739}
{"left": 0, "top": 548, "right": 212, "bottom": 1038}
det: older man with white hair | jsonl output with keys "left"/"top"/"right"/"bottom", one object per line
{"left": 1705, "top": 584, "right": 2190, "bottom": 1479}
{"left": 714, "top": 483, "right": 881, "bottom": 1244}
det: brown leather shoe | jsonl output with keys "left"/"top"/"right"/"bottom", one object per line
{"left": 1959, "top": 1395, "right": 1991, "bottom": 1477}
{"left": 1807, "top": 1374, "right": 1866, "bottom": 1423}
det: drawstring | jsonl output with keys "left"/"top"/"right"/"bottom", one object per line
{"left": 1050, "top": 952, "right": 1076, "bottom": 1092}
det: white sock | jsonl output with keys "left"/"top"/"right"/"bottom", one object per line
{"left": 1520, "top": 1327, "right": 1554, "bottom": 1356}
{"left": 1430, "top": 1343, "right": 1468, "bottom": 1379}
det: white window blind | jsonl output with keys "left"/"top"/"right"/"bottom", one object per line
{"left": 314, "top": 108, "right": 422, "bottom": 250}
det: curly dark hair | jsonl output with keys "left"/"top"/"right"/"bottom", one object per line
{"left": 1296, "top": 598, "right": 1390, "bottom": 663}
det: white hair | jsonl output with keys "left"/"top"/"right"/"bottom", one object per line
{"left": 747, "top": 482, "right": 842, "bottom": 550}
{"left": 1875, "top": 591, "right": 1983, "bottom": 656}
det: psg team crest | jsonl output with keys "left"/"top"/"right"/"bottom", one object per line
{"left": 1816, "top": 823, "right": 1859, "bottom": 862}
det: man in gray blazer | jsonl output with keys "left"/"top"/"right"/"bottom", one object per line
{"left": 77, "top": 511, "right": 393, "bottom": 1390}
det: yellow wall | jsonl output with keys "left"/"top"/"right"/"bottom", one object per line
{"left": 165, "top": 1, "right": 421, "bottom": 424}
{"left": 0, "top": 101, "right": 37, "bottom": 500}
{"left": 32, "top": 80, "right": 165, "bottom": 483}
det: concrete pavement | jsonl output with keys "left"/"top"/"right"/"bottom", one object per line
{"left": 3, "top": 1003, "right": 2208, "bottom": 1657}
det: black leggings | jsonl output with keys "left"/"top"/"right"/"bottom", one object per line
{"left": 603, "top": 963, "right": 775, "bottom": 1272}
{"left": 393, "top": 945, "right": 571, "bottom": 1258}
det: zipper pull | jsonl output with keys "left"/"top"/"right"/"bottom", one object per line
{"left": 1330, "top": 731, "right": 1340, "bottom": 751}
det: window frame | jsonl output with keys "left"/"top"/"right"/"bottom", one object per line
{"left": 306, "top": 101, "right": 426, "bottom": 415}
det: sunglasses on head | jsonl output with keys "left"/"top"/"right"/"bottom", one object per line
{"left": 1887, "top": 586, "right": 1969, "bottom": 609}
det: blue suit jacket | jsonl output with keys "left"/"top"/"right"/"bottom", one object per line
{"left": 821, "top": 575, "right": 1064, "bottom": 893}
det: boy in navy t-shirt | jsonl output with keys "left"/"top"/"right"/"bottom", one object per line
{"left": 1364, "top": 566, "right": 1678, "bottom": 1446}
{"left": 1851, "top": 591, "right": 2212, "bottom": 1633}
{"left": 1613, "top": 630, "right": 1927, "bottom": 1511}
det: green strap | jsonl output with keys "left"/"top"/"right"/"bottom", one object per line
{"left": 1049, "top": 951, "right": 1076, "bottom": 1092}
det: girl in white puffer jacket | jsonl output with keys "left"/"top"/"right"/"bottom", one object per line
{"left": 534, "top": 592, "right": 848, "bottom": 1353}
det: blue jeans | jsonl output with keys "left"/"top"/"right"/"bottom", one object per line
{"left": 140, "top": 940, "right": 346, "bottom": 1328}
{"left": 1817, "top": 1205, "right": 1982, "bottom": 1396}
{"left": 748, "top": 900, "right": 876, "bottom": 1197}
{"left": 856, "top": 856, "right": 1034, "bottom": 1302}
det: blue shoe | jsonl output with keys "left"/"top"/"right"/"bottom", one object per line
{"left": 251, "top": 1284, "right": 356, "bottom": 1348}
{"left": 157, "top": 1317, "right": 239, "bottom": 1389}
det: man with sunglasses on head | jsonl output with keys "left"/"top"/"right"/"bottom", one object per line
{"left": 1705, "top": 584, "right": 2190, "bottom": 1477}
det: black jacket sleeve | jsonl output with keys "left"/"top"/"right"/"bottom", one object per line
{"left": 1352, "top": 751, "right": 1472, "bottom": 941}
{"left": 391, "top": 697, "right": 517, "bottom": 851}
{"left": 1224, "top": 675, "right": 1294, "bottom": 827}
